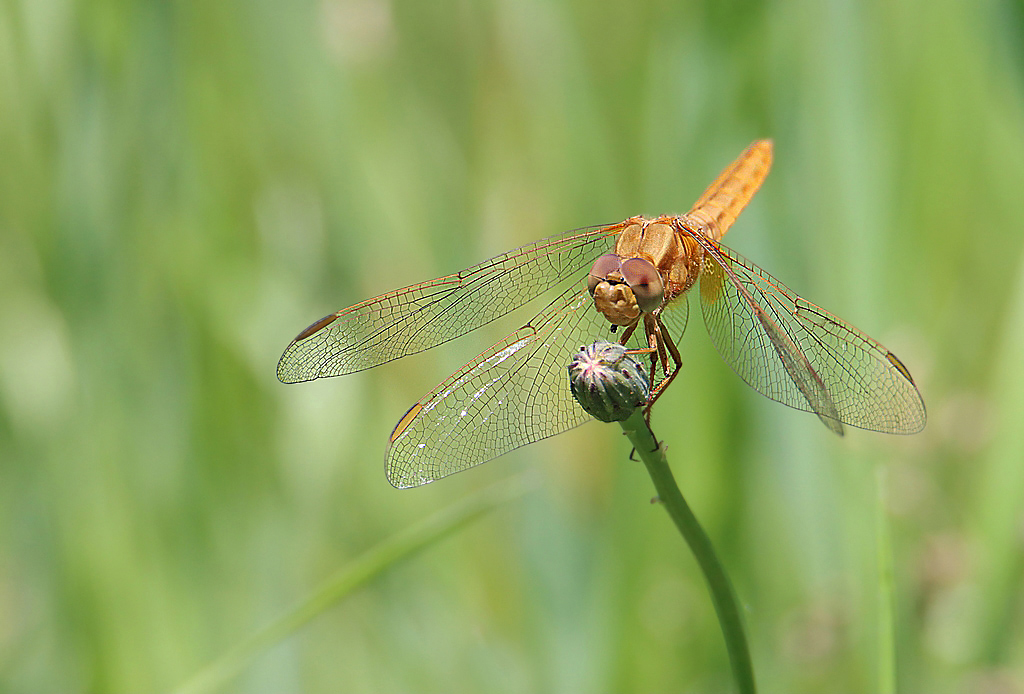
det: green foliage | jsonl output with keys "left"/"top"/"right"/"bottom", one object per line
{"left": 1, "top": 0, "right": 1022, "bottom": 691}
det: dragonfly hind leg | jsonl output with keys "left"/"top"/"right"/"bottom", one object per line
{"left": 641, "top": 316, "right": 684, "bottom": 418}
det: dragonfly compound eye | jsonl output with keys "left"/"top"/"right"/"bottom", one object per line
{"left": 620, "top": 257, "right": 664, "bottom": 313}
{"left": 587, "top": 253, "right": 623, "bottom": 295}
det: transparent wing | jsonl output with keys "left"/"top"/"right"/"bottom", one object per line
{"left": 658, "top": 293, "right": 690, "bottom": 349}
{"left": 384, "top": 285, "right": 644, "bottom": 488}
{"left": 277, "top": 224, "right": 623, "bottom": 383}
{"left": 692, "top": 234, "right": 926, "bottom": 435}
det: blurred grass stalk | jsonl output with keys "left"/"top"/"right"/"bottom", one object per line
{"left": 970, "top": 249, "right": 1024, "bottom": 663}
{"left": 171, "top": 475, "right": 535, "bottom": 694}
{"left": 876, "top": 467, "right": 896, "bottom": 694}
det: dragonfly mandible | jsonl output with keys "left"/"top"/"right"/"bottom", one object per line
{"left": 278, "top": 141, "right": 926, "bottom": 488}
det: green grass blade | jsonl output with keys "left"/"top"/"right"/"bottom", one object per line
{"left": 876, "top": 466, "right": 897, "bottom": 694}
{"left": 171, "top": 475, "right": 534, "bottom": 694}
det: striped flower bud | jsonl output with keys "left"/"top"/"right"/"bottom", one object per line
{"left": 568, "top": 341, "right": 650, "bottom": 422}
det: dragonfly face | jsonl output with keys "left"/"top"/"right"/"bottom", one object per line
{"left": 587, "top": 252, "right": 663, "bottom": 325}
{"left": 278, "top": 141, "right": 927, "bottom": 488}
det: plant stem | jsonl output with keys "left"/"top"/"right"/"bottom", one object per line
{"left": 619, "top": 410, "right": 756, "bottom": 694}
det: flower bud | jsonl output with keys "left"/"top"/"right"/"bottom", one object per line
{"left": 568, "top": 341, "right": 650, "bottom": 422}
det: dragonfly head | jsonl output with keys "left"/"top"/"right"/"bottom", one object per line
{"left": 587, "top": 253, "right": 664, "bottom": 326}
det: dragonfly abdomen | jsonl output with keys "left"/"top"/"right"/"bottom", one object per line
{"left": 686, "top": 139, "right": 773, "bottom": 240}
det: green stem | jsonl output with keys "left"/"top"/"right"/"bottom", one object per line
{"left": 170, "top": 475, "right": 533, "bottom": 694}
{"left": 619, "top": 410, "right": 756, "bottom": 694}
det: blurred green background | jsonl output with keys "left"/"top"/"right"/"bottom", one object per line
{"left": 2, "top": 0, "right": 1024, "bottom": 691}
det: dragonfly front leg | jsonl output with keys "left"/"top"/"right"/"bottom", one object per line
{"left": 618, "top": 320, "right": 640, "bottom": 346}
{"left": 620, "top": 325, "right": 658, "bottom": 393}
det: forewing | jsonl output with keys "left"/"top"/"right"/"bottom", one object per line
{"left": 693, "top": 235, "right": 926, "bottom": 434}
{"left": 385, "top": 285, "right": 631, "bottom": 488}
{"left": 277, "top": 224, "right": 622, "bottom": 383}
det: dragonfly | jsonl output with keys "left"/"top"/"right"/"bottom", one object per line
{"left": 278, "top": 140, "right": 927, "bottom": 488}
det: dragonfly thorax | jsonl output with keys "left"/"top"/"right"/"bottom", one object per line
{"left": 612, "top": 217, "right": 705, "bottom": 300}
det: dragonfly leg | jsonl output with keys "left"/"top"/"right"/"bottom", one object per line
{"left": 643, "top": 317, "right": 684, "bottom": 415}
{"left": 661, "top": 320, "right": 683, "bottom": 370}
{"left": 618, "top": 321, "right": 639, "bottom": 346}
{"left": 635, "top": 318, "right": 660, "bottom": 423}
{"left": 645, "top": 342, "right": 659, "bottom": 405}
{"left": 621, "top": 317, "right": 660, "bottom": 359}
{"left": 649, "top": 313, "right": 671, "bottom": 377}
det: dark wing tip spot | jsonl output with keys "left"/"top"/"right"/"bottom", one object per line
{"left": 886, "top": 351, "right": 916, "bottom": 385}
{"left": 390, "top": 402, "right": 424, "bottom": 443}
{"left": 294, "top": 313, "right": 339, "bottom": 342}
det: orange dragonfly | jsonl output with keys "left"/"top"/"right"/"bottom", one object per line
{"left": 278, "top": 141, "right": 926, "bottom": 488}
